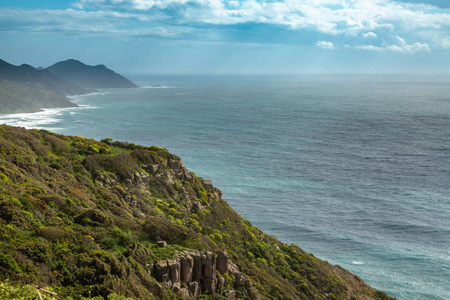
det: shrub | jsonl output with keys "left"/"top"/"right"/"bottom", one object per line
{"left": 45, "top": 135, "right": 68, "bottom": 153}
{"left": 17, "top": 240, "right": 53, "bottom": 263}
{"left": 0, "top": 173, "right": 8, "bottom": 182}
{"left": 0, "top": 253, "right": 22, "bottom": 274}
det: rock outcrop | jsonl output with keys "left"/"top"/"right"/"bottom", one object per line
{"left": 152, "top": 250, "right": 249, "bottom": 298}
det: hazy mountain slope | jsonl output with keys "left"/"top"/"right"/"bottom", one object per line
{"left": 0, "top": 125, "right": 394, "bottom": 300}
{"left": 46, "top": 59, "right": 138, "bottom": 89}
{"left": 0, "top": 59, "right": 87, "bottom": 96}
{"left": 0, "top": 79, "right": 77, "bottom": 114}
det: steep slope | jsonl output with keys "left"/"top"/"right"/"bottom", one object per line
{"left": 0, "top": 79, "right": 77, "bottom": 114}
{"left": 0, "top": 125, "right": 394, "bottom": 300}
{"left": 46, "top": 59, "right": 138, "bottom": 89}
{"left": 0, "top": 59, "right": 87, "bottom": 96}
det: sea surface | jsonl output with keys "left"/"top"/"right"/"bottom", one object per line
{"left": 1, "top": 75, "right": 449, "bottom": 299}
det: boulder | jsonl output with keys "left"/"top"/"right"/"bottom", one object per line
{"left": 203, "top": 180, "right": 213, "bottom": 189}
{"left": 223, "top": 289, "right": 236, "bottom": 300}
{"left": 182, "top": 170, "right": 195, "bottom": 184}
{"left": 168, "top": 159, "right": 181, "bottom": 170}
{"left": 144, "top": 164, "right": 159, "bottom": 174}
{"left": 156, "top": 241, "right": 167, "bottom": 248}
{"left": 172, "top": 282, "right": 181, "bottom": 293}
{"left": 227, "top": 262, "right": 242, "bottom": 286}
{"left": 179, "top": 287, "right": 190, "bottom": 299}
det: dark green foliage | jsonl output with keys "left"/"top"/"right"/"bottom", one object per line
{"left": 0, "top": 253, "right": 22, "bottom": 274}
{"left": 84, "top": 153, "right": 140, "bottom": 179}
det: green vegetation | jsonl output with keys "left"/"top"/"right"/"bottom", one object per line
{"left": 0, "top": 125, "right": 394, "bottom": 299}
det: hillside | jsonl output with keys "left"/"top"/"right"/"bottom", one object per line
{"left": 0, "top": 59, "right": 87, "bottom": 96}
{"left": 0, "top": 80, "right": 77, "bottom": 114}
{"left": 0, "top": 125, "right": 394, "bottom": 300}
{"left": 46, "top": 59, "right": 138, "bottom": 89}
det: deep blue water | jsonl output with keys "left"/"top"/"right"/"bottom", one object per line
{"left": 1, "top": 75, "right": 449, "bottom": 299}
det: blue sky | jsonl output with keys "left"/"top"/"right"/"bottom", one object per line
{"left": 0, "top": 0, "right": 449, "bottom": 74}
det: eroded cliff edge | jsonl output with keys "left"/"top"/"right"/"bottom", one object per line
{"left": 0, "top": 125, "right": 394, "bottom": 299}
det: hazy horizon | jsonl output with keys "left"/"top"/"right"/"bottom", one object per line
{"left": 1, "top": 0, "right": 449, "bottom": 75}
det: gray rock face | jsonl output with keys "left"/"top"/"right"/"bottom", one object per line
{"left": 168, "top": 159, "right": 181, "bottom": 170}
{"left": 143, "top": 163, "right": 159, "bottom": 174}
{"left": 203, "top": 180, "right": 213, "bottom": 189}
{"left": 180, "top": 287, "right": 190, "bottom": 299}
{"left": 189, "top": 281, "right": 200, "bottom": 298}
{"left": 202, "top": 278, "right": 217, "bottom": 294}
{"left": 172, "top": 282, "right": 181, "bottom": 293}
{"left": 217, "top": 251, "right": 229, "bottom": 274}
{"left": 180, "top": 255, "right": 193, "bottom": 284}
{"left": 223, "top": 289, "right": 236, "bottom": 300}
{"left": 168, "top": 259, "right": 180, "bottom": 284}
{"left": 203, "top": 252, "right": 216, "bottom": 279}
{"left": 190, "top": 250, "right": 203, "bottom": 281}
{"left": 227, "top": 261, "right": 242, "bottom": 286}
{"left": 153, "top": 249, "right": 252, "bottom": 298}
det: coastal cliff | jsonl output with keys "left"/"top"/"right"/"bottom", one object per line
{"left": 0, "top": 125, "right": 394, "bottom": 299}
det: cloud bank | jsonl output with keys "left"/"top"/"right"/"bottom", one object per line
{"left": 0, "top": 0, "right": 449, "bottom": 51}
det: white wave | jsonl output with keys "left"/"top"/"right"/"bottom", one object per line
{"left": 351, "top": 261, "right": 364, "bottom": 265}
{"left": 0, "top": 109, "right": 62, "bottom": 129}
{"left": 0, "top": 105, "right": 97, "bottom": 130}
{"left": 76, "top": 105, "right": 100, "bottom": 109}
{"left": 140, "top": 85, "right": 170, "bottom": 89}
{"left": 67, "top": 91, "right": 110, "bottom": 100}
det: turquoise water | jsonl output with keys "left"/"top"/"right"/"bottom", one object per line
{"left": 1, "top": 75, "right": 449, "bottom": 299}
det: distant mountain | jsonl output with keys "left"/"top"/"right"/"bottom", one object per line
{"left": 0, "top": 79, "right": 77, "bottom": 114}
{"left": 46, "top": 59, "right": 137, "bottom": 89}
{"left": 0, "top": 59, "right": 88, "bottom": 96}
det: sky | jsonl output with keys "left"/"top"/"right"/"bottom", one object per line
{"left": 0, "top": 0, "right": 450, "bottom": 74}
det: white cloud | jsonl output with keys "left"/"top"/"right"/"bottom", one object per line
{"left": 362, "top": 31, "right": 377, "bottom": 38}
{"left": 316, "top": 40, "right": 335, "bottom": 49}
{"left": 356, "top": 36, "right": 431, "bottom": 53}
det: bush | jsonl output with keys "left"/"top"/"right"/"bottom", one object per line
{"left": 84, "top": 153, "right": 140, "bottom": 179}
{"left": 45, "top": 135, "right": 68, "bottom": 153}
{"left": 0, "top": 253, "right": 22, "bottom": 274}
{"left": 17, "top": 240, "right": 53, "bottom": 263}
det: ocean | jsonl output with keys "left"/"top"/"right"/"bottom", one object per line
{"left": 1, "top": 75, "right": 449, "bottom": 299}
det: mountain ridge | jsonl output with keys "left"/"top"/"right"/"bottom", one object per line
{"left": 0, "top": 59, "right": 88, "bottom": 96}
{"left": 46, "top": 59, "right": 138, "bottom": 90}
{"left": 0, "top": 58, "right": 138, "bottom": 114}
